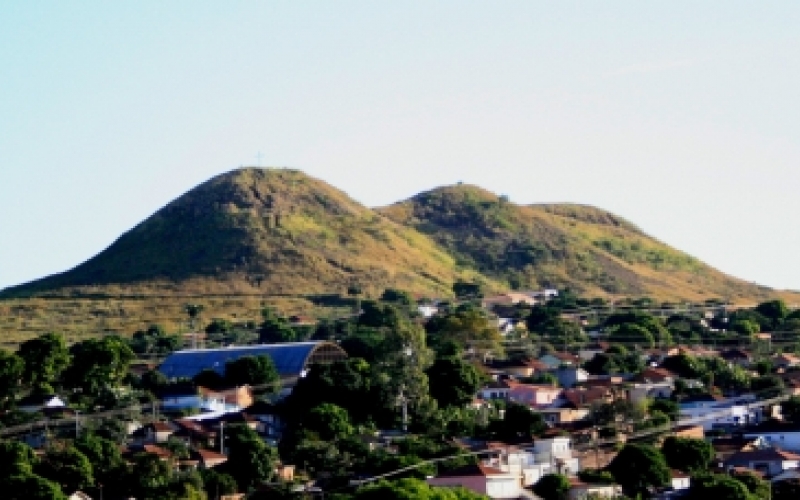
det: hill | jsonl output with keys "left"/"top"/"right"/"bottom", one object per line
{"left": 2, "top": 169, "right": 793, "bottom": 305}
{"left": 2, "top": 169, "right": 483, "bottom": 298}
{"left": 378, "top": 184, "right": 787, "bottom": 302}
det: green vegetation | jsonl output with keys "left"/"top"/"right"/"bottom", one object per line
{"left": 1, "top": 168, "right": 797, "bottom": 348}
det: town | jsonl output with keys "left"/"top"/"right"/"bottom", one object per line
{"left": 2, "top": 285, "right": 800, "bottom": 500}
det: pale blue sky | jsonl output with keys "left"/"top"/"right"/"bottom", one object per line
{"left": 2, "top": 2, "right": 800, "bottom": 291}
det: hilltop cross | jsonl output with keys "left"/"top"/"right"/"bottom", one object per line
{"left": 256, "top": 151, "right": 264, "bottom": 167}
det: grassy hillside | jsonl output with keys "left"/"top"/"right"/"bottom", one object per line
{"left": 2, "top": 169, "right": 485, "bottom": 299}
{"left": 1, "top": 169, "right": 796, "bottom": 345}
{"left": 379, "top": 184, "right": 788, "bottom": 302}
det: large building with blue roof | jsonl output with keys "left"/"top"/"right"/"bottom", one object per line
{"left": 158, "top": 341, "right": 347, "bottom": 382}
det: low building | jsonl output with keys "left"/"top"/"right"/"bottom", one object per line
{"left": 568, "top": 478, "right": 623, "bottom": 499}
{"left": 508, "top": 384, "right": 562, "bottom": 408}
{"left": 555, "top": 367, "right": 590, "bottom": 389}
{"left": 427, "top": 463, "right": 521, "bottom": 499}
{"left": 17, "top": 394, "right": 67, "bottom": 413}
{"left": 724, "top": 448, "right": 800, "bottom": 476}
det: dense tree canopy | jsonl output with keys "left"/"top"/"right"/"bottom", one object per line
{"left": 18, "top": 333, "right": 70, "bottom": 393}
{"left": 532, "top": 473, "right": 571, "bottom": 500}
{"left": 662, "top": 437, "right": 714, "bottom": 473}
{"left": 606, "top": 444, "right": 670, "bottom": 496}
{"left": 224, "top": 354, "right": 279, "bottom": 389}
{"left": 426, "top": 356, "right": 484, "bottom": 409}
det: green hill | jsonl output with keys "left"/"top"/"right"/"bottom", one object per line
{"left": 2, "top": 168, "right": 792, "bottom": 303}
{"left": 378, "top": 184, "right": 786, "bottom": 302}
{"left": 2, "top": 169, "right": 483, "bottom": 298}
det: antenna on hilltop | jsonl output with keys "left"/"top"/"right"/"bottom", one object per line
{"left": 256, "top": 152, "right": 264, "bottom": 167}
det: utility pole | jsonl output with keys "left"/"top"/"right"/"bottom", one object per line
{"left": 397, "top": 386, "right": 409, "bottom": 433}
{"left": 220, "top": 421, "right": 225, "bottom": 454}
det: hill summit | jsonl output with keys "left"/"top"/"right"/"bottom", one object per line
{"left": 1, "top": 168, "right": 787, "bottom": 301}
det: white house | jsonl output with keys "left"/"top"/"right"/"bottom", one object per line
{"left": 531, "top": 437, "right": 581, "bottom": 476}
{"left": 679, "top": 395, "right": 762, "bottom": 431}
{"left": 724, "top": 448, "right": 800, "bottom": 476}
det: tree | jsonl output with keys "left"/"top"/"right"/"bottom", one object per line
{"left": 756, "top": 299, "right": 789, "bottom": 325}
{"left": 0, "top": 441, "right": 38, "bottom": 476}
{"left": 606, "top": 444, "right": 670, "bottom": 496}
{"left": 650, "top": 399, "right": 680, "bottom": 422}
{"left": 604, "top": 311, "right": 672, "bottom": 346}
{"left": 18, "top": 333, "right": 70, "bottom": 393}
{"left": 37, "top": 444, "right": 94, "bottom": 493}
{"left": 258, "top": 308, "right": 297, "bottom": 344}
{"left": 199, "top": 469, "right": 238, "bottom": 498}
{"left": 184, "top": 304, "right": 205, "bottom": 331}
{"left": 503, "top": 403, "right": 546, "bottom": 440}
{"left": 606, "top": 324, "right": 654, "bottom": 349}
{"left": 426, "top": 357, "right": 483, "bottom": 409}
{"left": 193, "top": 368, "right": 225, "bottom": 390}
{"left": 303, "top": 403, "right": 355, "bottom": 442}
{"left": 126, "top": 452, "right": 173, "bottom": 499}
{"left": 129, "top": 324, "right": 180, "bottom": 355}
{"left": 783, "top": 396, "right": 800, "bottom": 424}
{"left": 688, "top": 473, "right": 752, "bottom": 500}
{"left": 0, "top": 474, "right": 67, "bottom": 500}
{"left": 661, "top": 436, "right": 714, "bottom": 472}
{"left": 452, "top": 281, "right": 483, "bottom": 300}
{"left": 426, "top": 307, "right": 503, "bottom": 356}
{"left": 287, "top": 358, "right": 373, "bottom": 423}
{"left": 74, "top": 432, "right": 126, "bottom": 484}
{"left": 661, "top": 353, "right": 705, "bottom": 379}
{"left": 63, "top": 336, "right": 134, "bottom": 396}
{"left": 532, "top": 474, "right": 571, "bottom": 500}
{"left": 774, "top": 478, "right": 800, "bottom": 500}
{"left": 221, "top": 423, "right": 278, "bottom": 491}
{"left": 224, "top": 355, "right": 279, "bottom": 389}
{"left": 355, "top": 478, "right": 486, "bottom": 499}
{"left": 381, "top": 288, "right": 414, "bottom": 306}
{"left": 0, "top": 350, "right": 24, "bottom": 408}
{"left": 751, "top": 374, "right": 784, "bottom": 397}
{"left": 732, "top": 470, "right": 770, "bottom": 499}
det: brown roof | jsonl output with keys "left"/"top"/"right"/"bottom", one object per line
{"left": 435, "top": 463, "right": 508, "bottom": 478}
{"left": 151, "top": 421, "right": 175, "bottom": 433}
{"left": 671, "top": 470, "right": 689, "bottom": 479}
{"left": 195, "top": 448, "right": 228, "bottom": 462}
{"left": 561, "top": 388, "right": 611, "bottom": 408}
{"left": 142, "top": 445, "right": 172, "bottom": 459}
{"left": 638, "top": 367, "right": 676, "bottom": 382}
{"left": 552, "top": 352, "right": 581, "bottom": 363}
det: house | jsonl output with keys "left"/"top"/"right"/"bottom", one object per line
{"left": 159, "top": 385, "right": 253, "bottom": 414}
{"left": 670, "top": 470, "right": 691, "bottom": 490}
{"left": 482, "top": 443, "right": 553, "bottom": 487}
{"left": 540, "top": 352, "right": 581, "bottom": 369}
{"left": 770, "top": 468, "right": 800, "bottom": 483}
{"left": 538, "top": 407, "right": 590, "bottom": 426}
{"left": 192, "top": 448, "right": 228, "bottom": 469}
{"left": 568, "top": 478, "right": 623, "bottom": 499}
{"left": 531, "top": 436, "right": 581, "bottom": 475}
{"left": 173, "top": 419, "right": 216, "bottom": 448}
{"left": 427, "top": 463, "right": 522, "bottom": 499}
{"left": 479, "top": 380, "right": 515, "bottom": 400}
{"left": 578, "top": 343, "right": 610, "bottom": 362}
{"left": 559, "top": 387, "right": 614, "bottom": 409}
{"left": 679, "top": 394, "right": 763, "bottom": 431}
{"left": 555, "top": 367, "right": 590, "bottom": 388}
{"left": 720, "top": 349, "right": 752, "bottom": 367}
{"left": 245, "top": 400, "right": 286, "bottom": 439}
{"left": 489, "top": 358, "right": 550, "bottom": 378}
{"left": 17, "top": 394, "right": 67, "bottom": 413}
{"left": 711, "top": 436, "right": 770, "bottom": 461}
{"left": 628, "top": 381, "right": 674, "bottom": 404}
{"left": 130, "top": 421, "right": 177, "bottom": 444}
{"left": 68, "top": 492, "right": 93, "bottom": 500}
{"left": 672, "top": 425, "right": 705, "bottom": 439}
{"left": 724, "top": 448, "right": 800, "bottom": 476}
{"left": 507, "top": 384, "right": 562, "bottom": 408}
{"left": 774, "top": 353, "right": 800, "bottom": 370}
{"left": 637, "top": 367, "right": 677, "bottom": 384}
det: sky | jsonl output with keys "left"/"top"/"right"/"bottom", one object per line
{"left": 2, "top": 1, "right": 800, "bottom": 291}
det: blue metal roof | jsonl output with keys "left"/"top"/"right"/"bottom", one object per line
{"left": 158, "top": 341, "right": 327, "bottom": 379}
